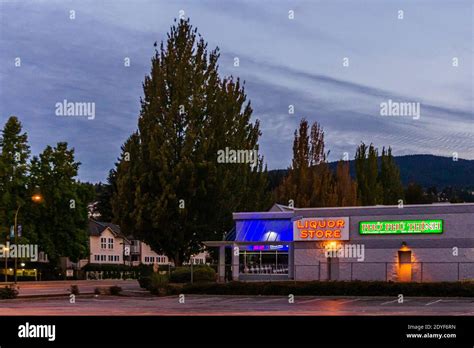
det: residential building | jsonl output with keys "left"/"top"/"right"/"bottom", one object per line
{"left": 88, "top": 219, "right": 209, "bottom": 267}
{"left": 88, "top": 219, "right": 130, "bottom": 265}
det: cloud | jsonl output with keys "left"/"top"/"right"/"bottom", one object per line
{"left": 0, "top": 0, "right": 472, "bottom": 182}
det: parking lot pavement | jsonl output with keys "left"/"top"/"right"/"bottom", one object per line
{"left": 0, "top": 295, "right": 473, "bottom": 315}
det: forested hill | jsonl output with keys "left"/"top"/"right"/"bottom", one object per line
{"left": 268, "top": 155, "right": 474, "bottom": 190}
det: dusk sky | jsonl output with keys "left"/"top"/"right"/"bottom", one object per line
{"left": 1, "top": 0, "right": 472, "bottom": 182}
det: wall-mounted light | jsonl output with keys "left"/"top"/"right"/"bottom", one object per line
{"left": 324, "top": 241, "right": 338, "bottom": 251}
{"left": 400, "top": 241, "right": 410, "bottom": 251}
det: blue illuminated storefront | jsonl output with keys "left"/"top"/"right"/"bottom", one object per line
{"left": 205, "top": 205, "right": 296, "bottom": 281}
{"left": 205, "top": 203, "right": 474, "bottom": 282}
{"left": 233, "top": 217, "right": 292, "bottom": 279}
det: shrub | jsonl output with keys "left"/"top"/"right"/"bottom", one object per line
{"left": 137, "top": 263, "right": 154, "bottom": 277}
{"left": 169, "top": 265, "right": 216, "bottom": 283}
{"left": 165, "top": 283, "right": 185, "bottom": 295}
{"left": 138, "top": 276, "right": 151, "bottom": 289}
{"left": 82, "top": 263, "right": 153, "bottom": 279}
{"left": 0, "top": 286, "right": 18, "bottom": 299}
{"left": 70, "top": 285, "right": 80, "bottom": 295}
{"left": 193, "top": 267, "right": 216, "bottom": 283}
{"left": 109, "top": 286, "right": 123, "bottom": 296}
{"left": 149, "top": 273, "right": 169, "bottom": 295}
{"left": 170, "top": 267, "right": 191, "bottom": 283}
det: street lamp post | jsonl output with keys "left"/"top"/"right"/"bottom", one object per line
{"left": 13, "top": 205, "right": 21, "bottom": 283}
{"left": 4, "top": 246, "right": 9, "bottom": 282}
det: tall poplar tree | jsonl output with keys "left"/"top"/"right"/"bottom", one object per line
{"left": 355, "top": 143, "right": 369, "bottom": 205}
{"left": 366, "top": 144, "right": 382, "bottom": 204}
{"left": 275, "top": 119, "right": 338, "bottom": 208}
{"left": 112, "top": 19, "right": 270, "bottom": 265}
{"left": 379, "top": 147, "right": 404, "bottom": 204}
{"left": 334, "top": 160, "right": 358, "bottom": 206}
{"left": 356, "top": 143, "right": 402, "bottom": 205}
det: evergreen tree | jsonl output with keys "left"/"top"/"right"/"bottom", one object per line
{"left": 276, "top": 119, "right": 311, "bottom": 207}
{"left": 355, "top": 142, "right": 368, "bottom": 205}
{"left": 355, "top": 143, "right": 382, "bottom": 205}
{"left": 0, "top": 116, "right": 30, "bottom": 241}
{"left": 94, "top": 170, "right": 117, "bottom": 221}
{"left": 379, "top": 147, "right": 404, "bottom": 204}
{"left": 111, "top": 133, "right": 140, "bottom": 237}
{"left": 405, "top": 182, "right": 426, "bottom": 204}
{"left": 26, "top": 143, "right": 93, "bottom": 262}
{"left": 334, "top": 160, "right": 358, "bottom": 206}
{"left": 275, "top": 119, "right": 338, "bottom": 208}
{"left": 112, "top": 19, "right": 270, "bottom": 265}
{"left": 366, "top": 144, "right": 382, "bottom": 204}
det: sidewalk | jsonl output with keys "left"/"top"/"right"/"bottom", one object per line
{"left": 1, "top": 279, "right": 141, "bottom": 297}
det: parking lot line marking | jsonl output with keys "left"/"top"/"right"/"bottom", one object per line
{"left": 425, "top": 299, "right": 442, "bottom": 306}
{"left": 297, "top": 298, "right": 322, "bottom": 304}
{"left": 220, "top": 297, "right": 253, "bottom": 303}
{"left": 258, "top": 298, "right": 286, "bottom": 303}
{"left": 380, "top": 299, "right": 398, "bottom": 305}
{"left": 338, "top": 298, "right": 361, "bottom": 304}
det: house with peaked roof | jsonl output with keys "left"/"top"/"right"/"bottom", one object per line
{"left": 87, "top": 219, "right": 209, "bottom": 267}
{"left": 88, "top": 219, "right": 131, "bottom": 264}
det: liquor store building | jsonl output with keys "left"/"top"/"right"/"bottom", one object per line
{"left": 205, "top": 203, "right": 474, "bottom": 282}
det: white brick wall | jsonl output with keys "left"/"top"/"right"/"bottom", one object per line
{"left": 294, "top": 243, "right": 474, "bottom": 281}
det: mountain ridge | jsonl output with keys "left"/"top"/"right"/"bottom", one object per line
{"left": 268, "top": 154, "right": 474, "bottom": 190}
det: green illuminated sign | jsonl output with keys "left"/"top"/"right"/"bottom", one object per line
{"left": 359, "top": 219, "right": 443, "bottom": 235}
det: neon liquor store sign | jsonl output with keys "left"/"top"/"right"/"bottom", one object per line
{"left": 359, "top": 219, "right": 443, "bottom": 235}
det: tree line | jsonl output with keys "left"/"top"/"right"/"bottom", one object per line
{"left": 274, "top": 119, "right": 404, "bottom": 208}
{"left": 0, "top": 116, "right": 93, "bottom": 263}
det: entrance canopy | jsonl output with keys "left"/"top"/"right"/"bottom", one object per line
{"left": 234, "top": 219, "right": 293, "bottom": 242}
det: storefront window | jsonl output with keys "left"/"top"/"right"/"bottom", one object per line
{"left": 239, "top": 250, "right": 288, "bottom": 275}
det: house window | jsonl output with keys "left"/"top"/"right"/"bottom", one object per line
{"left": 100, "top": 255, "right": 106, "bottom": 262}
{"left": 94, "top": 255, "right": 99, "bottom": 261}
{"left": 108, "top": 255, "right": 113, "bottom": 262}
{"left": 100, "top": 238, "right": 107, "bottom": 249}
{"left": 115, "top": 255, "right": 119, "bottom": 262}
{"left": 108, "top": 238, "right": 114, "bottom": 249}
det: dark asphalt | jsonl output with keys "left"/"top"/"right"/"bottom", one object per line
{"left": 0, "top": 294, "right": 473, "bottom": 316}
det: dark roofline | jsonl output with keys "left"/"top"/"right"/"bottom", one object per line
{"left": 88, "top": 218, "right": 130, "bottom": 242}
